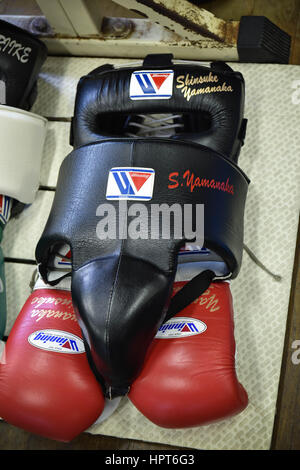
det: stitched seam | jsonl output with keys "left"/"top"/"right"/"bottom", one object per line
{"left": 104, "top": 141, "right": 134, "bottom": 385}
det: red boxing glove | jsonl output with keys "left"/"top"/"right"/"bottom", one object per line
{"left": 0, "top": 283, "right": 105, "bottom": 441}
{"left": 129, "top": 281, "right": 248, "bottom": 428}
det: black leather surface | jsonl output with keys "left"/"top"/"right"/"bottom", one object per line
{"left": 0, "top": 19, "right": 47, "bottom": 110}
{"left": 72, "top": 255, "right": 173, "bottom": 395}
{"left": 36, "top": 138, "right": 249, "bottom": 396}
{"left": 71, "top": 58, "right": 246, "bottom": 163}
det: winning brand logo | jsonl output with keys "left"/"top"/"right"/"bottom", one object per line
{"left": 106, "top": 167, "right": 155, "bottom": 201}
{"left": 155, "top": 316, "right": 207, "bottom": 339}
{"left": 0, "top": 195, "right": 11, "bottom": 225}
{"left": 28, "top": 329, "right": 85, "bottom": 354}
{"left": 130, "top": 70, "right": 174, "bottom": 100}
{"left": 55, "top": 245, "right": 72, "bottom": 268}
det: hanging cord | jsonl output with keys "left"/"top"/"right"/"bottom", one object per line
{"left": 243, "top": 243, "right": 282, "bottom": 282}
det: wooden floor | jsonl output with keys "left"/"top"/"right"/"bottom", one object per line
{"left": 0, "top": 0, "right": 299, "bottom": 451}
{"left": 271, "top": 220, "right": 300, "bottom": 450}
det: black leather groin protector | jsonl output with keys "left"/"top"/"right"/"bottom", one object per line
{"left": 0, "top": 19, "right": 47, "bottom": 110}
{"left": 36, "top": 55, "right": 249, "bottom": 398}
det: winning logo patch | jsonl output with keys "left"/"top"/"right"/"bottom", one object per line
{"left": 54, "top": 245, "right": 72, "bottom": 268}
{"left": 28, "top": 329, "right": 85, "bottom": 354}
{"left": 106, "top": 167, "right": 155, "bottom": 201}
{"left": 130, "top": 70, "right": 174, "bottom": 100}
{"left": 155, "top": 317, "right": 207, "bottom": 339}
{"left": 0, "top": 195, "right": 12, "bottom": 225}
